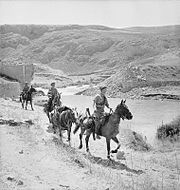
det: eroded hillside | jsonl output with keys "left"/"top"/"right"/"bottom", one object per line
{"left": 0, "top": 25, "right": 180, "bottom": 95}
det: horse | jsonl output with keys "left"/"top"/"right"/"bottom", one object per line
{"left": 51, "top": 106, "right": 77, "bottom": 142}
{"left": 20, "top": 87, "right": 37, "bottom": 110}
{"left": 73, "top": 100, "right": 133, "bottom": 159}
{"left": 43, "top": 92, "right": 62, "bottom": 123}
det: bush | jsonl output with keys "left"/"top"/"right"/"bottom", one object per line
{"left": 157, "top": 116, "right": 180, "bottom": 140}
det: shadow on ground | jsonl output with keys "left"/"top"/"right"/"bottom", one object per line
{"left": 52, "top": 136, "right": 144, "bottom": 175}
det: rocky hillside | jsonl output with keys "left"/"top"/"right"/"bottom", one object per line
{"left": 1, "top": 24, "right": 180, "bottom": 95}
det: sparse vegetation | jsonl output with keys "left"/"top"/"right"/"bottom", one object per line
{"left": 157, "top": 116, "right": 180, "bottom": 140}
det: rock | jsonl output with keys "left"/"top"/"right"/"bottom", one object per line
{"left": 17, "top": 180, "right": 23, "bottom": 185}
{"left": 7, "top": 176, "right": 15, "bottom": 181}
{"left": 19, "top": 150, "right": 23, "bottom": 154}
{"left": 24, "top": 119, "right": 34, "bottom": 125}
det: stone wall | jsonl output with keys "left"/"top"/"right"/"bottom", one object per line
{"left": 0, "top": 61, "right": 34, "bottom": 87}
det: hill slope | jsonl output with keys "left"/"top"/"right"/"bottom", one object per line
{"left": 0, "top": 25, "right": 180, "bottom": 95}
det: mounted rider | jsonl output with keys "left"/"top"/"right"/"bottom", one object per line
{"left": 47, "top": 82, "right": 58, "bottom": 112}
{"left": 93, "top": 86, "right": 112, "bottom": 140}
{"left": 20, "top": 82, "right": 30, "bottom": 97}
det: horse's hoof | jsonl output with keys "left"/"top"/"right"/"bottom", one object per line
{"left": 78, "top": 145, "right": 83, "bottom": 149}
{"left": 111, "top": 149, "right": 118, "bottom": 154}
{"left": 107, "top": 155, "right": 111, "bottom": 160}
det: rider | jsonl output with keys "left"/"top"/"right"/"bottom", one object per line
{"left": 47, "top": 82, "right": 58, "bottom": 112}
{"left": 93, "top": 86, "right": 112, "bottom": 140}
{"left": 22, "top": 82, "right": 30, "bottom": 95}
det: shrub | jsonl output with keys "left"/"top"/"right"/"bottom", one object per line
{"left": 157, "top": 116, "right": 180, "bottom": 140}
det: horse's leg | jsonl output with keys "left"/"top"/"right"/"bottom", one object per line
{"left": 67, "top": 123, "right": 72, "bottom": 142}
{"left": 25, "top": 100, "right": 28, "bottom": 110}
{"left": 111, "top": 136, "right": 121, "bottom": 153}
{"left": 58, "top": 126, "right": 63, "bottom": 142}
{"left": 79, "top": 127, "right": 85, "bottom": 149}
{"left": 85, "top": 130, "right": 92, "bottom": 152}
{"left": 21, "top": 100, "right": 24, "bottom": 109}
{"left": 20, "top": 97, "right": 23, "bottom": 108}
{"left": 106, "top": 138, "right": 111, "bottom": 159}
{"left": 30, "top": 99, "right": 34, "bottom": 111}
{"left": 23, "top": 100, "right": 26, "bottom": 109}
{"left": 21, "top": 98, "right": 24, "bottom": 109}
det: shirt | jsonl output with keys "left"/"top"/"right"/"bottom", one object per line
{"left": 93, "top": 94, "right": 109, "bottom": 113}
{"left": 23, "top": 85, "right": 29, "bottom": 93}
{"left": 47, "top": 87, "right": 58, "bottom": 99}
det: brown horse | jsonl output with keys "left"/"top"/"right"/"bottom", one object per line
{"left": 51, "top": 107, "right": 77, "bottom": 142}
{"left": 74, "top": 100, "right": 133, "bottom": 159}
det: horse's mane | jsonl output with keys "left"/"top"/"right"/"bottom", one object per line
{"left": 57, "top": 106, "right": 71, "bottom": 113}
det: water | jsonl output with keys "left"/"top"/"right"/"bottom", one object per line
{"left": 36, "top": 85, "right": 89, "bottom": 96}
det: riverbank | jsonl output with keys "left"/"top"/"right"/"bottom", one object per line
{"left": 78, "top": 85, "right": 180, "bottom": 101}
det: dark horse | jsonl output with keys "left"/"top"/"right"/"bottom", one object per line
{"left": 43, "top": 92, "right": 62, "bottom": 123}
{"left": 74, "top": 100, "right": 133, "bottom": 159}
{"left": 51, "top": 106, "right": 77, "bottom": 142}
{"left": 20, "top": 87, "right": 37, "bottom": 110}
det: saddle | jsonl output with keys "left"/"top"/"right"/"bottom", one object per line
{"left": 98, "top": 113, "right": 111, "bottom": 127}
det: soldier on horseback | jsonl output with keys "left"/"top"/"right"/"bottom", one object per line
{"left": 22, "top": 82, "right": 29, "bottom": 94}
{"left": 47, "top": 82, "right": 58, "bottom": 112}
{"left": 93, "top": 86, "right": 112, "bottom": 140}
{"left": 20, "top": 82, "right": 29, "bottom": 98}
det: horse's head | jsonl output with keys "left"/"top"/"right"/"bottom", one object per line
{"left": 115, "top": 99, "right": 133, "bottom": 120}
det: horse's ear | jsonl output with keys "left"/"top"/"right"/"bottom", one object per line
{"left": 120, "top": 99, "right": 123, "bottom": 104}
{"left": 124, "top": 99, "right": 126, "bottom": 103}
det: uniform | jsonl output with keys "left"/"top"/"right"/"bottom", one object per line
{"left": 93, "top": 90, "right": 110, "bottom": 139}
{"left": 47, "top": 86, "right": 58, "bottom": 112}
{"left": 93, "top": 94, "right": 109, "bottom": 118}
{"left": 21, "top": 84, "right": 29, "bottom": 97}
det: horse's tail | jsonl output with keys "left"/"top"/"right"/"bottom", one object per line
{"left": 73, "top": 124, "right": 80, "bottom": 134}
